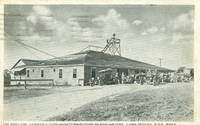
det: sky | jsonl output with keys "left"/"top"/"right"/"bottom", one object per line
{"left": 4, "top": 5, "right": 194, "bottom": 70}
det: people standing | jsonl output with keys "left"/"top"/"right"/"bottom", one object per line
{"left": 121, "top": 72, "right": 125, "bottom": 84}
{"left": 146, "top": 69, "right": 152, "bottom": 85}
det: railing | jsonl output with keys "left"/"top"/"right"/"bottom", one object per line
{"left": 10, "top": 79, "right": 54, "bottom": 89}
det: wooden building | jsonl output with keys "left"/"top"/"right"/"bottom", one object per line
{"left": 11, "top": 50, "right": 173, "bottom": 86}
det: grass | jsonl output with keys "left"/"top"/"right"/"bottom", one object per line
{"left": 50, "top": 83, "right": 193, "bottom": 121}
{"left": 4, "top": 87, "right": 53, "bottom": 104}
{"left": 3, "top": 85, "right": 102, "bottom": 104}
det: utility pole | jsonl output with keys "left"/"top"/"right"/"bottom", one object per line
{"left": 159, "top": 58, "right": 163, "bottom": 67}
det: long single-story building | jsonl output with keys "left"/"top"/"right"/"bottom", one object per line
{"left": 10, "top": 50, "right": 174, "bottom": 86}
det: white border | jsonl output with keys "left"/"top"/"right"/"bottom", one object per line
{"left": 0, "top": 0, "right": 199, "bottom": 125}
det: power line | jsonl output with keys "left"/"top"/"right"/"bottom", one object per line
{"left": 5, "top": 32, "right": 57, "bottom": 58}
{"left": 5, "top": 34, "right": 40, "bottom": 59}
{"left": 15, "top": 39, "right": 57, "bottom": 58}
{"left": 18, "top": 40, "right": 43, "bottom": 59}
{"left": 20, "top": 42, "right": 43, "bottom": 59}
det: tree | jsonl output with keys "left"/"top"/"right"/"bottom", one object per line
{"left": 4, "top": 69, "right": 11, "bottom": 86}
{"left": 190, "top": 68, "right": 194, "bottom": 79}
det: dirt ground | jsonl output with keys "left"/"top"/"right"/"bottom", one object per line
{"left": 4, "top": 82, "right": 193, "bottom": 121}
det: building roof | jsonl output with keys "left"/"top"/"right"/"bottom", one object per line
{"left": 11, "top": 58, "right": 43, "bottom": 69}
{"left": 13, "top": 50, "right": 174, "bottom": 72}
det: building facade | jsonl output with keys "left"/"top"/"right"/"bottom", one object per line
{"left": 11, "top": 51, "right": 173, "bottom": 86}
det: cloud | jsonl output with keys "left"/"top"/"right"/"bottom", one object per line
{"left": 17, "top": 21, "right": 32, "bottom": 35}
{"left": 22, "top": 6, "right": 72, "bottom": 44}
{"left": 27, "top": 6, "right": 52, "bottom": 25}
{"left": 168, "top": 10, "right": 194, "bottom": 44}
{"left": 26, "top": 14, "right": 37, "bottom": 25}
{"left": 141, "top": 31, "right": 147, "bottom": 35}
{"left": 168, "top": 10, "right": 194, "bottom": 33}
{"left": 23, "top": 7, "right": 133, "bottom": 44}
{"left": 68, "top": 17, "right": 96, "bottom": 42}
{"left": 21, "top": 7, "right": 194, "bottom": 48}
{"left": 147, "top": 26, "right": 158, "bottom": 34}
{"left": 67, "top": 17, "right": 79, "bottom": 26}
{"left": 140, "top": 9, "right": 193, "bottom": 44}
{"left": 171, "top": 32, "right": 193, "bottom": 44}
{"left": 32, "top": 5, "right": 52, "bottom": 16}
{"left": 141, "top": 26, "right": 165, "bottom": 35}
{"left": 171, "top": 33, "right": 183, "bottom": 44}
{"left": 27, "top": 6, "right": 57, "bottom": 31}
{"left": 21, "top": 34, "right": 52, "bottom": 43}
{"left": 92, "top": 9, "right": 130, "bottom": 39}
{"left": 160, "top": 27, "right": 166, "bottom": 32}
{"left": 132, "top": 20, "right": 143, "bottom": 26}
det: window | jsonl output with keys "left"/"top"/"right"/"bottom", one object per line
{"left": 41, "top": 70, "right": 44, "bottom": 77}
{"left": 73, "top": 68, "right": 77, "bottom": 78}
{"left": 59, "top": 69, "right": 62, "bottom": 78}
{"left": 91, "top": 68, "right": 96, "bottom": 78}
{"left": 32, "top": 69, "right": 34, "bottom": 72}
{"left": 27, "top": 70, "right": 30, "bottom": 77}
{"left": 53, "top": 68, "right": 56, "bottom": 72}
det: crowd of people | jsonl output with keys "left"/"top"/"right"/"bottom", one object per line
{"left": 88, "top": 69, "right": 193, "bottom": 86}
{"left": 120, "top": 70, "right": 193, "bottom": 86}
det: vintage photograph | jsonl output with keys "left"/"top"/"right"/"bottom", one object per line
{"left": 3, "top": 5, "right": 194, "bottom": 121}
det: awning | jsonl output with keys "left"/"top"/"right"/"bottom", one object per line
{"left": 12, "top": 68, "right": 26, "bottom": 71}
{"left": 13, "top": 68, "right": 26, "bottom": 75}
{"left": 98, "top": 68, "right": 112, "bottom": 73}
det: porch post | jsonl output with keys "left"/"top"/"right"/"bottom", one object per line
{"left": 24, "top": 80, "right": 27, "bottom": 89}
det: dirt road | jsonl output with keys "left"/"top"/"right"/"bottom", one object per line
{"left": 4, "top": 83, "right": 191, "bottom": 121}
